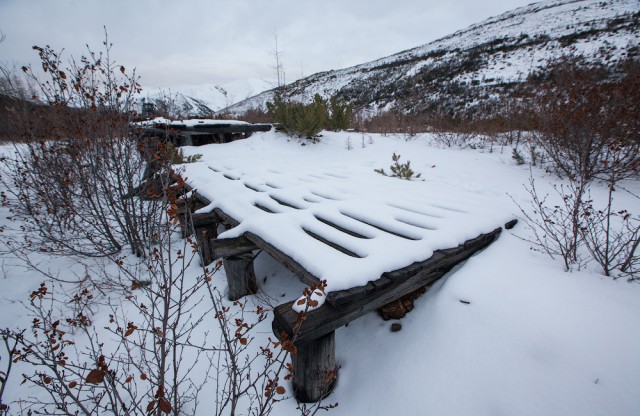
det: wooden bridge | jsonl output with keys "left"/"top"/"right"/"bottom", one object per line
{"left": 178, "top": 152, "right": 515, "bottom": 402}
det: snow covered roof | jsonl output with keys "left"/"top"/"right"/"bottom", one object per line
{"left": 180, "top": 131, "right": 514, "bottom": 293}
{"left": 135, "top": 117, "right": 251, "bottom": 127}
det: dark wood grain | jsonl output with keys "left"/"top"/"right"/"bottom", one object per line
{"left": 274, "top": 227, "right": 502, "bottom": 344}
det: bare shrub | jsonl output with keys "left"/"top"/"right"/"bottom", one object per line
{"left": 530, "top": 57, "right": 640, "bottom": 183}
{"left": 581, "top": 190, "right": 640, "bottom": 280}
{"left": 0, "top": 33, "right": 336, "bottom": 416}
{"left": 236, "top": 108, "right": 272, "bottom": 124}
{"left": 517, "top": 57, "right": 640, "bottom": 278}
{"left": 356, "top": 110, "right": 426, "bottom": 137}
{"left": 515, "top": 177, "right": 588, "bottom": 271}
{"left": 0, "top": 329, "right": 18, "bottom": 415}
{"left": 0, "top": 33, "right": 167, "bottom": 258}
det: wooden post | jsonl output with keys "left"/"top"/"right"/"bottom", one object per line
{"left": 195, "top": 224, "right": 218, "bottom": 267}
{"left": 292, "top": 331, "right": 338, "bottom": 403}
{"left": 224, "top": 254, "right": 258, "bottom": 301}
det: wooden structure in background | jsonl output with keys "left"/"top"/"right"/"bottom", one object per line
{"left": 135, "top": 120, "right": 272, "bottom": 146}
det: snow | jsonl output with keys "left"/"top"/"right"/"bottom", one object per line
{"left": 135, "top": 117, "right": 251, "bottom": 127}
{"left": 140, "top": 78, "right": 275, "bottom": 116}
{"left": 181, "top": 130, "right": 514, "bottom": 293}
{"left": 182, "top": 130, "right": 640, "bottom": 415}
{"left": 292, "top": 289, "right": 326, "bottom": 313}
{"left": 1, "top": 131, "right": 639, "bottom": 416}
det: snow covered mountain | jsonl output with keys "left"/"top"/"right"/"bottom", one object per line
{"left": 223, "top": 0, "right": 639, "bottom": 115}
{"left": 140, "top": 78, "right": 275, "bottom": 118}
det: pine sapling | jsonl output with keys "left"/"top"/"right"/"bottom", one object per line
{"left": 374, "top": 153, "right": 422, "bottom": 180}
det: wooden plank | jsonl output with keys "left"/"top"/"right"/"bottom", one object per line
{"left": 244, "top": 232, "right": 321, "bottom": 287}
{"left": 325, "top": 227, "right": 500, "bottom": 306}
{"left": 273, "top": 227, "right": 502, "bottom": 344}
{"left": 140, "top": 123, "right": 272, "bottom": 136}
{"left": 302, "top": 228, "right": 362, "bottom": 258}
{"left": 211, "top": 236, "right": 258, "bottom": 259}
{"left": 185, "top": 199, "right": 321, "bottom": 287}
{"left": 212, "top": 208, "right": 240, "bottom": 228}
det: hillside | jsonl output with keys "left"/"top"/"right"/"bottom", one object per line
{"left": 223, "top": 0, "right": 639, "bottom": 116}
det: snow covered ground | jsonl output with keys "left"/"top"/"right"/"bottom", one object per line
{"left": 1, "top": 131, "right": 639, "bottom": 415}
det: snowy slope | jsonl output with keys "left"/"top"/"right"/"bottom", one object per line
{"left": 224, "top": 0, "right": 639, "bottom": 115}
{"left": 140, "top": 78, "right": 275, "bottom": 118}
{"left": 1, "top": 132, "right": 639, "bottom": 415}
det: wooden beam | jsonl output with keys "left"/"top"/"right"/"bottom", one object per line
{"left": 140, "top": 123, "right": 271, "bottom": 137}
{"left": 211, "top": 236, "right": 258, "bottom": 259}
{"left": 213, "top": 208, "right": 240, "bottom": 228}
{"left": 325, "top": 227, "right": 502, "bottom": 306}
{"left": 190, "top": 212, "right": 220, "bottom": 228}
{"left": 273, "top": 227, "right": 502, "bottom": 344}
{"left": 244, "top": 232, "right": 321, "bottom": 287}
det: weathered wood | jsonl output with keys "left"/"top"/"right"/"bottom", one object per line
{"left": 211, "top": 236, "right": 258, "bottom": 259}
{"left": 377, "top": 285, "right": 428, "bottom": 320}
{"left": 244, "top": 232, "right": 321, "bottom": 287}
{"left": 185, "top": 204, "right": 322, "bottom": 288}
{"left": 213, "top": 208, "right": 240, "bottom": 228}
{"left": 178, "top": 212, "right": 219, "bottom": 238}
{"left": 224, "top": 254, "right": 258, "bottom": 301}
{"left": 326, "top": 227, "right": 502, "bottom": 306}
{"left": 504, "top": 219, "right": 518, "bottom": 229}
{"left": 302, "top": 228, "right": 362, "bottom": 258}
{"left": 273, "top": 227, "right": 502, "bottom": 344}
{"left": 141, "top": 123, "right": 272, "bottom": 136}
{"left": 194, "top": 225, "right": 218, "bottom": 267}
{"left": 292, "top": 331, "right": 337, "bottom": 403}
{"left": 190, "top": 212, "right": 220, "bottom": 228}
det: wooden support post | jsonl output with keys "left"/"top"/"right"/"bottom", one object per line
{"left": 195, "top": 224, "right": 218, "bottom": 267}
{"left": 292, "top": 332, "right": 337, "bottom": 403}
{"left": 224, "top": 254, "right": 258, "bottom": 301}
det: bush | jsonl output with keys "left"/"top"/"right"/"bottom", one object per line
{"left": 530, "top": 57, "right": 640, "bottom": 183}
{"left": 517, "top": 57, "right": 640, "bottom": 279}
{"left": 0, "top": 37, "right": 337, "bottom": 416}
{"left": 267, "top": 94, "right": 326, "bottom": 140}
{"left": 375, "top": 153, "right": 422, "bottom": 180}
{"left": 267, "top": 94, "right": 353, "bottom": 139}
{"left": 0, "top": 38, "right": 171, "bottom": 258}
{"left": 328, "top": 96, "right": 353, "bottom": 131}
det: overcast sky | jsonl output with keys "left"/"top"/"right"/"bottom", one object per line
{"left": 0, "top": 0, "right": 535, "bottom": 90}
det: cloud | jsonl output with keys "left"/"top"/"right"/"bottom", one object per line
{"left": 0, "top": 0, "right": 534, "bottom": 89}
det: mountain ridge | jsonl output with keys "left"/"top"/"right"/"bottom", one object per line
{"left": 222, "top": 0, "right": 639, "bottom": 116}
{"left": 140, "top": 78, "right": 275, "bottom": 118}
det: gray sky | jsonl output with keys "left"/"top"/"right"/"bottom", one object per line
{"left": 0, "top": 0, "right": 535, "bottom": 90}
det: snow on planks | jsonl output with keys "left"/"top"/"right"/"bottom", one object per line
{"left": 181, "top": 158, "right": 514, "bottom": 294}
{"left": 181, "top": 155, "right": 514, "bottom": 402}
